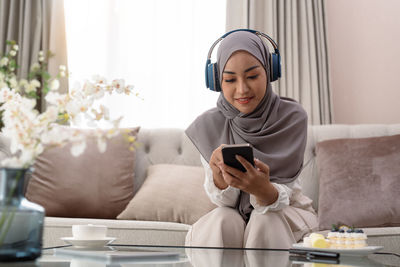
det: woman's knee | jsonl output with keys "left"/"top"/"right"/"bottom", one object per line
{"left": 211, "top": 207, "right": 245, "bottom": 226}
{"left": 202, "top": 207, "right": 246, "bottom": 239}
{"left": 244, "top": 211, "right": 295, "bottom": 249}
{"left": 186, "top": 207, "right": 245, "bottom": 247}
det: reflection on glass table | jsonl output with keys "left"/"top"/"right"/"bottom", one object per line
{"left": 8, "top": 244, "right": 398, "bottom": 267}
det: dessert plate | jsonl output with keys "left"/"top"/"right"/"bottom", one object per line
{"left": 61, "top": 237, "right": 116, "bottom": 248}
{"left": 292, "top": 243, "right": 383, "bottom": 256}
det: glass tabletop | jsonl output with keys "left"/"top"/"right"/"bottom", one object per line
{"left": 1, "top": 244, "right": 398, "bottom": 267}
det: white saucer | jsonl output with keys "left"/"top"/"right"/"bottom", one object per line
{"left": 292, "top": 243, "right": 383, "bottom": 256}
{"left": 61, "top": 237, "right": 116, "bottom": 247}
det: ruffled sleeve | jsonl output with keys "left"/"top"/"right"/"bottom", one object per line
{"left": 201, "top": 155, "right": 240, "bottom": 207}
{"left": 249, "top": 182, "right": 296, "bottom": 213}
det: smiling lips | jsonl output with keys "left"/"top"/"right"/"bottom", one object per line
{"left": 235, "top": 96, "right": 253, "bottom": 104}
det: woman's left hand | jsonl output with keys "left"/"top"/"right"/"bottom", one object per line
{"left": 219, "top": 156, "right": 279, "bottom": 206}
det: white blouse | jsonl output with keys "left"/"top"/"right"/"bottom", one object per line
{"left": 201, "top": 155, "right": 301, "bottom": 214}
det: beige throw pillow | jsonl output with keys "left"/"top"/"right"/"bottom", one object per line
{"left": 26, "top": 127, "right": 139, "bottom": 219}
{"left": 316, "top": 134, "right": 400, "bottom": 230}
{"left": 117, "top": 164, "right": 217, "bottom": 225}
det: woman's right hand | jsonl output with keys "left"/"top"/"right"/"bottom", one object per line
{"left": 210, "top": 145, "right": 229, "bottom": 190}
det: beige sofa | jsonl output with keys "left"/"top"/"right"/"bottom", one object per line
{"left": 1, "top": 124, "right": 399, "bottom": 252}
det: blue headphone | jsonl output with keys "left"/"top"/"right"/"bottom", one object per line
{"left": 205, "top": 29, "right": 281, "bottom": 92}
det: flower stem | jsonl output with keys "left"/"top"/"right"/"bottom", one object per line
{"left": 0, "top": 169, "right": 23, "bottom": 245}
{"left": 0, "top": 208, "right": 16, "bottom": 245}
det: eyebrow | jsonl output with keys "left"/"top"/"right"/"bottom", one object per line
{"left": 223, "top": 65, "right": 260, "bottom": 75}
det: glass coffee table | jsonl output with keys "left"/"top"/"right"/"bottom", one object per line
{"left": 4, "top": 244, "right": 399, "bottom": 266}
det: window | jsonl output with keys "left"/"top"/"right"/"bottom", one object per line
{"left": 64, "top": 0, "right": 226, "bottom": 128}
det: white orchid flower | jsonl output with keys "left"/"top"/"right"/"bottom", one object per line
{"left": 49, "top": 79, "right": 60, "bottom": 91}
{"left": 1, "top": 157, "right": 25, "bottom": 168}
{"left": 9, "top": 77, "right": 18, "bottom": 89}
{"left": 58, "top": 65, "right": 67, "bottom": 77}
{"left": 40, "top": 125, "right": 68, "bottom": 146}
{"left": 66, "top": 98, "right": 93, "bottom": 117}
{"left": 24, "top": 84, "right": 35, "bottom": 93}
{"left": 45, "top": 92, "right": 62, "bottom": 105}
{"left": 97, "top": 136, "right": 107, "bottom": 153}
{"left": 101, "top": 105, "right": 110, "bottom": 120}
{"left": 70, "top": 140, "right": 87, "bottom": 157}
{"left": 0, "top": 70, "right": 136, "bottom": 168}
{"left": 30, "top": 63, "right": 40, "bottom": 71}
{"left": 93, "top": 85, "right": 105, "bottom": 99}
{"left": 69, "top": 113, "right": 82, "bottom": 126}
{"left": 92, "top": 75, "right": 107, "bottom": 84}
{"left": 19, "top": 79, "right": 28, "bottom": 87}
{"left": 112, "top": 79, "right": 125, "bottom": 93}
{"left": 45, "top": 92, "right": 68, "bottom": 110}
{"left": 20, "top": 97, "right": 37, "bottom": 111}
{"left": 124, "top": 85, "right": 135, "bottom": 95}
{"left": 31, "top": 79, "right": 41, "bottom": 88}
{"left": 0, "top": 57, "right": 9, "bottom": 67}
{"left": 38, "top": 106, "right": 59, "bottom": 125}
{"left": 18, "top": 149, "right": 36, "bottom": 166}
{"left": 9, "top": 136, "right": 21, "bottom": 155}
{"left": 82, "top": 81, "right": 95, "bottom": 96}
{"left": 0, "top": 87, "right": 10, "bottom": 102}
{"left": 0, "top": 82, "right": 7, "bottom": 89}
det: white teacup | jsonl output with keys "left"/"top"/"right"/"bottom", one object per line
{"left": 72, "top": 224, "right": 107, "bottom": 240}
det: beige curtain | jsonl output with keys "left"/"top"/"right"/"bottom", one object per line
{"left": 0, "top": 0, "right": 68, "bottom": 109}
{"left": 226, "top": 0, "right": 332, "bottom": 125}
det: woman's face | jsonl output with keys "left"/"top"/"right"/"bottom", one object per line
{"left": 221, "top": 51, "right": 268, "bottom": 114}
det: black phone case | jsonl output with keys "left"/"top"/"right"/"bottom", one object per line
{"left": 222, "top": 144, "right": 254, "bottom": 172}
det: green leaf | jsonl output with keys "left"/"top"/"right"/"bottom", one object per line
{"left": 43, "top": 86, "right": 50, "bottom": 95}
{"left": 42, "top": 71, "right": 51, "bottom": 80}
{"left": 6, "top": 40, "right": 15, "bottom": 46}
{"left": 46, "top": 50, "right": 55, "bottom": 58}
{"left": 27, "top": 91, "right": 39, "bottom": 99}
{"left": 9, "top": 60, "right": 16, "bottom": 68}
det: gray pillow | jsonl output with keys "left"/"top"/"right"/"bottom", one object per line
{"left": 26, "top": 127, "right": 139, "bottom": 219}
{"left": 316, "top": 134, "right": 400, "bottom": 230}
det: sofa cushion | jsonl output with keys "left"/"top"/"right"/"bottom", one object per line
{"left": 117, "top": 164, "right": 217, "bottom": 225}
{"left": 298, "top": 124, "right": 400, "bottom": 211}
{"left": 133, "top": 129, "right": 202, "bottom": 195}
{"left": 316, "top": 134, "right": 400, "bottom": 230}
{"left": 43, "top": 216, "right": 190, "bottom": 248}
{"left": 26, "top": 127, "right": 139, "bottom": 219}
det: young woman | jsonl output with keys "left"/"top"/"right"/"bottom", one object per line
{"left": 185, "top": 30, "right": 318, "bottom": 248}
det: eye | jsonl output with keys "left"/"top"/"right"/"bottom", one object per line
{"left": 247, "top": 74, "right": 259, "bottom": 80}
{"left": 224, "top": 78, "right": 236, "bottom": 83}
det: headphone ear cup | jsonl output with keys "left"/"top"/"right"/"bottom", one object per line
{"left": 213, "top": 64, "right": 221, "bottom": 92}
{"left": 205, "top": 59, "right": 211, "bottom": 89}
{"left": 270, "top": 53, "right": 281, "bottom": 82}
{"left": 206, "top": 62, "right": 221, "bottom": 92}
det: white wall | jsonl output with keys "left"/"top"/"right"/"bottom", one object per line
{"left": 326, "top": 0, "right": 400, "bottom": 124}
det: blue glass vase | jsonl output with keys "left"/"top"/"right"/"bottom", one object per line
{"left": 0, "top": 168, "right": 44, "bottom": 261}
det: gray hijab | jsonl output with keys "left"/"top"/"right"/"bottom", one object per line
{"left": 186, "top": 31, "right": 307, "bottom": 220}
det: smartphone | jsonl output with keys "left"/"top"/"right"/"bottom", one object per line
{"left": 221, "top": 144, "right": 254, "bottom": 172}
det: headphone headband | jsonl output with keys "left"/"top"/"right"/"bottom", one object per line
{"left": 205, "top": 29, "right": 281, "bottom": 92}
{"left": 207, "top": 29, "right": 279, "bottom": 59}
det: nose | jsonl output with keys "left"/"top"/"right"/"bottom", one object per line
{"left": 237, "top": 79, "right": 249, "bottom": 94}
